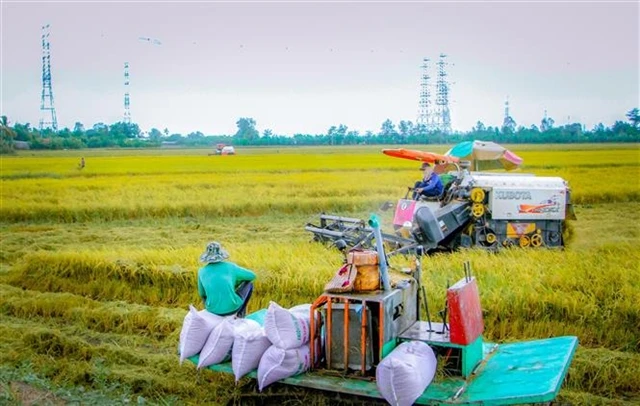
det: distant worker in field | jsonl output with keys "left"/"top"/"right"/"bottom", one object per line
{"left": 78, "top": 157, "right": 85, "bottom": 170}
{"left": 413, "top": 162, "right": 443, "bottom": 200}
{"left": 197, "top": 241, "right": 256, "bottom": 318}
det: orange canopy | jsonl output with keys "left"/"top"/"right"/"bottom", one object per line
{"left": 382, "top": 149, "right": 460, "bottom": 165}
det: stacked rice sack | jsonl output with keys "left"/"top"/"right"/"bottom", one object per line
{"left": 178, "top": 305, "right": 227, "bottom": 364}
{"left": 257, "top": 302, "right": 318, "bottom": 391}
{"left": 231, "top": 316, "right": 271, "bottom": 381}
{"left": 177, "top": 305, "right": 271, "bottom": 382}
{"left": 178, "top": 302, "right": 317, "bottom": 389}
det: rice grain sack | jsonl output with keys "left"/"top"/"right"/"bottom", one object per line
{"left": 197, "top": 317, "right": 242, "bottom": 369}
{"left": 178, "top": 305, "right": 224, "bottom": 363}
{"left": 257, "top": 344, "right": 310, "bottom": 391}
{"left": 232, "top": 319, "right": 271, "bottom": 381}
{"left": 264, "top": 302, "right": 311, "bottom": 349}
{"left": 376, "top": 341, "right": 437, "bottom": 406}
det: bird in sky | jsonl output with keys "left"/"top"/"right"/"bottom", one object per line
{"left": 138, "top": 36, "right": 162, "bottom": 46}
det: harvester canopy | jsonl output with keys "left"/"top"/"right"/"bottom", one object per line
{"left": 445, "top": 140, "right": 523, "bottom": 171}
{"left": 382, "top": 148, "right": 459, "bottom": 165}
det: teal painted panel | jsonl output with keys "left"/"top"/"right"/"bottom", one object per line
{"left": 246, "top": 308, "right": 267, "bottom": 326}
{"left": 461, "top": 336, "right": 483, "bottom": 378}
{"left": 453, "top": 336, "right": 578, "bottom": 405}
{"left": 186, "top": 336, "right": 578, "bottom": 405}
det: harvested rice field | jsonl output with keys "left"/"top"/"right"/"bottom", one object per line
{"left": 1, "top": 143, "right": 639, "bottom": 405}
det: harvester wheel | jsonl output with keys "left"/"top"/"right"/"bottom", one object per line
{"left": 519, "top": 235, "right": 531, "bottom": 248}
{"left": 531, "top": 233, "right": 543, "bottom": 247}
{"left": 486, "top": 233, "right": 497, "bottom": 244}
{"left": 470, "top": 188, "right": 486, "bottom": 203}
{"left": 472, "top": 203, "right": 485, "bottom": 218}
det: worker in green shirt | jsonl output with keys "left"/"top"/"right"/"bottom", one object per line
{"left": 197, "top": 241, "right": 256, "bottom": 317}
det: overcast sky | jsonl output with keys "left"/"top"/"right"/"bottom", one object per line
{"left": 1, "top": 1, "right": 638, "bottom": 136}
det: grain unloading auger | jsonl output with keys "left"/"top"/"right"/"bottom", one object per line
{"left": 204, "top": 214, "right": 578, "bottom": 405}
{"left": 305, "top": 147, "right": 576, "bottom": 254}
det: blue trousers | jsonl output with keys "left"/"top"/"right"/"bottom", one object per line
{"left": 232, "top": 281, "right": 254, "bottom": 317}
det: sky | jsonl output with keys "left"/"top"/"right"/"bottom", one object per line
{"left": 1, "top": 1, "right": 639, "bottom": 136}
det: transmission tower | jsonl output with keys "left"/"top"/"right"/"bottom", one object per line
{"left": 124, "top": 62, "right": 131, "bottom": 124}
{"left": 433, "top": 53, "right": 451, "bottom": 134}
{"left": 39, "top": 24, "right": 58, "bottom": 132}
{"left": 416, "top": 58, "right": 432, "bottom": 129}
{"left": 502, "top": 96, "right": 516, "bottom": 132}
{"left": 503, "top": 96, "right": 510, "bottom": 125}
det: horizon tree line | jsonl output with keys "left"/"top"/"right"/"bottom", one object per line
{"left": 1, "top": 108, "right": 638, "bottom": 153}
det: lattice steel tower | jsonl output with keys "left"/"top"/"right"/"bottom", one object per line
{"left": 124, "top": 62, "right": 131, "bottom": 124}
{"left": 433, "top": 53, "right": 451, "bottom": 134}
{"left": 502, "top": 96, "right": 516, "bottom": 132}
{"left": 503, "top": 96, "right": 510, "bottom": 124}
{"left": 39, "top": 24, "right": 58, "bottom": 132}
{"left": 417, "top": 58, "right": 432, "bottom": 129}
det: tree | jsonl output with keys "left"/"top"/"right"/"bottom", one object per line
{"left": 413, "top": 123, "right": 427, "bottom": 137}
{"left": 233, "top": 117, "right": 259, "bottom": 143}
{"left": 13, "top": 123, "right": 33, "bottom": 141}
{"left": 473, "top": 121, "right": 486, "bottom": 133}
{"left": 0, "top": 116, "right": 17, "bottom": 154}
{"left": 541, "top": 114, "right": 555, "bottom": 132}
{"left": 149, "top": 128, "right": 163, "bottom": 141}
{"left": 380, "top": 119, "right": 397, "bottom": 137}
{"left": 109, "top": 122, "right": 141, "bottom": 140}
{"left": 326, "top": 124, "right": 348, "bottom": 145}
{"left": 626, "top": 108, "right": 639, "bottom": 128}
{"left": 93, "top": 122, "right": 108, "bottom": 131}
{"left": 73, "top": 122, "right": 85, "bottom": 134}
{"left": 502, "top": 116, "right": 516, "bottom": 133}
{"left": 398, "top": 120, "right": 414, "bottom": 138}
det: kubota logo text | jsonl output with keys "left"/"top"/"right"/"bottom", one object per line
{"left": 495, "top": 191, "right": 532, "bottom": 200}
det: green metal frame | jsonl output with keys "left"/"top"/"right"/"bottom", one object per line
{"left": 191, "top": 336, "right": 578, "bottom": 405}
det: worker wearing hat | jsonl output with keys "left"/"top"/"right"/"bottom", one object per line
{"left": 413, "top": 162, "right": 444, "bottom": 200}
{"left": 197, "top": 241, "right": 256, "bottom": 317}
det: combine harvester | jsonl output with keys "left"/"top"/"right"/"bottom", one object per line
{"left": 209, "top": 143, "right": 236, "bottom": 155}
{"left": 198, "top": 215, "right": 578, "bottom": 405}
{"left": 306, "top": 141, "right": 576, "bottom": 255}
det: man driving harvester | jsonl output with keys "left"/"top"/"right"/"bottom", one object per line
{"left": 413, "top": 162, "right": 444, "bottom": 200}
{"left": 197, "top": 241, "right": 256, "bottom": 318}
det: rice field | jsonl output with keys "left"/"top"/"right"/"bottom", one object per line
{"left": 1, "top": 143, "right": 639, "bottom": 405}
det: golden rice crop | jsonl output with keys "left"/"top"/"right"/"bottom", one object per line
{"left": 3, "top": 241, "right": 638, "bottom": 351}
{"left": 1, "top": 143, "right": 639, "bottom": 404}
{"left": 0, "top": 285, "right": 182, "bottom": 338}
{"left": 1, "top": 156, "right": 638, "bottom": 222}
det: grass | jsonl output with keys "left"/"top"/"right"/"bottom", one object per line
{"left": 1, "top": 143, "right": 639, "bottom": 404}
